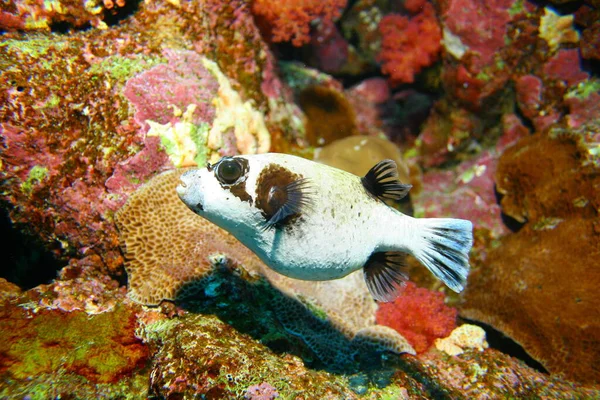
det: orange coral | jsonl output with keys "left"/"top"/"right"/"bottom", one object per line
{"left": 376, "top": 282, "right": 457, "bottom": 353}
{"left": 378, "top": 3, "right": 442, "bottom": 85}
{"left": 251, "top": 0, "right": 347, "bottom": 46}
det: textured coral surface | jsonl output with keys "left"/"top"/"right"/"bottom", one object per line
{"left": 462, "top": 134, "right": 600, "bottom": 384}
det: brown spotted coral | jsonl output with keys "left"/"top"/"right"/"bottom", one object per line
{"left": 115, "top": 169, "right": 265, "bottom": 305}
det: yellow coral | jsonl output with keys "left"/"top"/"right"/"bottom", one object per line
{"left": 202, "top": 58, "right": 271, "bottom": 158}
{"left": 434, "top": 324, "right": 488, "bottom": 356}
{"left": 539, "top": 8, "right": 579, "bottom": 52}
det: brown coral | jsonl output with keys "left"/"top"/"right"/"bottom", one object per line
{"left": 314, "top": 135, "right": 410, "bottom": 183}
{"left": 495, "top": 134, "right": 595, "bottom": 224}
{"left": 299, "top": 85, "right": 359, "bottom": 147}
{"left": 461, "top": 134, "right": 600, "bottom": 384}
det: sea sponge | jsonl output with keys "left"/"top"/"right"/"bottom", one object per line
{"left": 298, "top": 85, "right": 359, "bottom": 147}
{"left": 314, "top": 135, "right": 410, "bottom": 183}
{"left": 115, "top": 169, "right": 415, "bottom": 367}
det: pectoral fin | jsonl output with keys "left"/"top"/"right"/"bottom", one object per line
{"left": 361, "top": 159, "right": 412, "bottom": 201}
{"left": 363, "top": 251, "right": 408, "bottom": 302}
{"left": 263, "top": 178, "right": 313, "bottom": 228}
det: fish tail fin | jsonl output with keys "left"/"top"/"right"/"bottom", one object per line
{"left": 410, "top": 218, "right": 473, "bottom": 292}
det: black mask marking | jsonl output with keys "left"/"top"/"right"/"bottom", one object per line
{"left": 212, "top": 156, "right": 252, "bottom": 204}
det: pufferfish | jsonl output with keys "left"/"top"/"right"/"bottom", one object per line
{"left": 176, "top": 153, "right": 473, "bottom": 302}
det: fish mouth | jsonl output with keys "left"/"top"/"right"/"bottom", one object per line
{"left": 176, "top": 181, "right": 204, "bottom": 212}
{"left": 175, "top": 182, "right": 187, "bottom": 198}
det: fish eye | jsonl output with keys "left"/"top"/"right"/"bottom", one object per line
{"left": 215, "top": 158, "right": 243, "bottom": 184}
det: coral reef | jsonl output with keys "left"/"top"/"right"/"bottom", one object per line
{"left": 140, "top": 313, "right": 359, "bottom": 399}
{"left": 116, "top": 169, "right": 415, "bottom": 371}
{"left": 0, "top": 277, "right": 148, "bottom": 398}
{"left": 0, "top": 0, "right": 125, "bottom": 31}
{"left": 0, "top": 0, "right": 303, "bottom": 275}
{"left": 2, "top": 0, "right": 600, "bottom": 396}
{"left": 376, "top": 282, "right": 458, "bottom": 353}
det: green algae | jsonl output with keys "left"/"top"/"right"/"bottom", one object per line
{"left": 20, "top": 166, "right": 48, "bottom": 194}
{"left": 565, "top": 79, "right": 600, "bottom": 100}
{"left": 88, "top": 54, "right": 166, "bottom": 83}
{"left": 1, "top": 303, "right": 146, "bottom": 384}
{"left": 380, "top": 384, "right": 409, "bottom": 399}
{"left": 476, "top": 71, "right": 492, "bottom": 82}
{"left": 508, "top": 0, "right": 525, "bottom": 17}
{"left": 1, "top": 36, "right": 68, "bottom": 58}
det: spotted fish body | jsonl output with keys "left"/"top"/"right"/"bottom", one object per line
{"left": 177, "top": 153, "right": 473, "bottom": 302}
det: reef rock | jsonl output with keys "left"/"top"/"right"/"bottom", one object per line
{"left": 0, "top": 0, "right": 304, "bottom": 276}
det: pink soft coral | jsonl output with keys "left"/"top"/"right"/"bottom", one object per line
{"left": 376, "top": 282, "right": 457, "bottom": 353}
{"left": 378, "top": 3, "right": 442, "bottom": 85}
{"left": 251, "top": 0, "right": 347, "bottom": 46}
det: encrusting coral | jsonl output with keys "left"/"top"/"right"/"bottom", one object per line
{"left": 461, "top": 134, "right": 600, "bottom": 384}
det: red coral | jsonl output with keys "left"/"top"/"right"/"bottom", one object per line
{"left": 543, "top": 49, "right": 589, "bottom": 86}
{"left": 251, "top": 0, "right": 347, "bottom": 46}
{"left": 123, "top": 49, "right": 219, "bottom": 131}
{"left": 378, "top": 3, "right": 441, "bottom": 85}
{"left": 515, "top": 75, "right": 543, "bottom": 120}
{"left": 404, "top": 0, "right": 428, "bottom": 13}
{"left": 376, "top": 282, "right": 457, "bottom": 353}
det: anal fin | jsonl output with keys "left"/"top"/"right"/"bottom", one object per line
{"left": 363, "top": 251, "right": 408, "bottom": 302}
{"left": 361, "top": 159, "right": 412, "bottom": 202}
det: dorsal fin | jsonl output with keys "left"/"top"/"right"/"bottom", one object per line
{"left": 363, "top": 251, "right": 408, "bottom": 302}
{"left": 263, "top": 178, "right": 313, "bottom": 229}
{"left": 361, "top": 159, "right": 412, "bottom": 201}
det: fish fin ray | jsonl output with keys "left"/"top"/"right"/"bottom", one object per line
{"left": 361, "top": 159, "right": 412, "bottom": 201}
{"left": 263, "top": 178, "right": 313, "bottom": 229}
{"left": 410, "top": 218, "right": 473, "bottom": 292}
{"left": 363, "top": 251, "right": 408, "bottom": 302}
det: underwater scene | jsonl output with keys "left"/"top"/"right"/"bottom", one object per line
{"left": 1, "top": 0, "right": 599, "bottom": 398}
